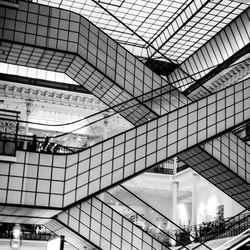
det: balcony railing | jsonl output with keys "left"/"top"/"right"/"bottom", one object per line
{"left": 0, "top": 223, "right": 57, "bottom": 242}
{"left": 0, "top": 110, "right": 20, "bottom": 156}
{"left": 147, "top": 161, "right": 189, "bottom": 175}
{"left": 16, "top": 135, "right": 82, "bottom": 154}
{"left": 175, "top": 209, "right": 250, "bottom": 248}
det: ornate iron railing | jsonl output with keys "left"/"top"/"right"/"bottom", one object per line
{"left": 0, "top": 109, "right": 20, "bottom": 156}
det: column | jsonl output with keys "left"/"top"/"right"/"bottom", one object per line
{"left": 23, "top": 102, "right": 32, "bottom": 149}
{"left": 191, "top": 173, "right": 198, "bottom": 226}
{"left": 170, "top": 181, "right": 179, "bottom": 246}
{"left": 172, "top": 181, "right": 179, "bottom": 226}
{"left": 173, "top": 157, "right": 178, "bottom": 175}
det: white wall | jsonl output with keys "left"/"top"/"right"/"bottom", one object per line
{"left": 196, "top": 183, "right": 244, "bottom": 225}
{"left": 177, "top": 202, "right": 192, "bottom": 226}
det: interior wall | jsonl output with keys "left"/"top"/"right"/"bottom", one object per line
{"left": 196, "top": 183, "right": 245, "bottom": 225}
{"left": 121, "top": 173, "right": 245, "bottom": 228}
{"left": 176, "top": 202, "right": 192, "bottom": 226}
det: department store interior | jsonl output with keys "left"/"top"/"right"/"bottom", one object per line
{"left": 0, "top": 0, "right": 250, "bottom": 249}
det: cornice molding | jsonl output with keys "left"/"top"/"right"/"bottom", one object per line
{"left": 0, "top": 80, "right": 108, "bottom": 111}
{"left": 189, "top": 57, "right": 250, "bottom": 100}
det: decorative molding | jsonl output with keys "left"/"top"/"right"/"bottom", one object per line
{"left": 0, "top": 80, "right": 108, "bottom": 111}
{"left": 189, "top": 57, "right": 250, "bottom": 100}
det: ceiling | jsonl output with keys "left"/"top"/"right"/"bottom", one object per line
{"left": 1, "top": 0, "right": 250, "bottom": 95}
{"left": 32, "top": 0, "right": 250, "bottom": 63}
{"left": 0, "top": 0, "right": 249, "bottom": 145}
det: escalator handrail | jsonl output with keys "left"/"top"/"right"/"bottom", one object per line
{"left": 179, "top": 208, "right": 250, "bottom": 250}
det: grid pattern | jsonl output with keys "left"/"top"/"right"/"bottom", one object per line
{"left": 201, "top": 132, "right": 250, "bottom": 184}
{"left": 149, "top": 0, "right": 249, "bottom": 62}
{"left": 46, "top": 219, "right": 98, "bottom": 250}
{"left": 33, "top": 0, "right": 250, "bottom": 64}
{"left": 178, "top": 147, "right": 250, "bottom": 209}
{"left": 0, "top": 43, "right": 75, "bottom": 72}
{"left": 168, "top": 6, "right": 250, "bottom": 91}
{"left": 63, "top": 80, "right": 250, "bottom": 207}
{"left": 66, "top": 56, "right": 160, "bottom": 124}
{"left": 0, "top": 1, "right": 189, "bottom": 124}
{"left": 34, "top": 0, "right": 192, "bottom": 58}
{"left": 0, "top": 150, "right": 65, "bottom": 208}
{"left": 0, "top": 62, "right": 78, "bottom": 85}
{"left": 53, "top": 197, "right": 169, "bottom": 250}
{"left": 0, "top": 80, "right": 249, "bottom": 208}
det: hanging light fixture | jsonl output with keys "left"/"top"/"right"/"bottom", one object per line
{"left": 10, "top": 224, "right": 22, "bottom": 249}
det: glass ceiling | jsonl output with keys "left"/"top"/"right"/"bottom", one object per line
{"left": 34, "top": 0, "right": 250, "bottom": 63}
{"left": 0, "top": 0, "right": 249, "bottom": 94}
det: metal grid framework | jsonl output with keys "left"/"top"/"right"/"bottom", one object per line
{"left": 33, "top": 0, "right": 249, "bottom": 64}
{"left": 178, "top": 147, "right": 250, "bottom": 208}
{"left": 0, "top": 80, "right": 249, "bottom": 209}
{"left": 50, "top": 197, "right": 170, "bottom": 250}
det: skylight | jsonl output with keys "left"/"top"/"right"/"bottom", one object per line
{"left": 33, "top": 0, "right": 249, "bottom": 64}
{"left": 0, "top": 63, "right": 78, "bottom": 85}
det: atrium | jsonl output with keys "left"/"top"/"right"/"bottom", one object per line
{"left": 0, "top": 0, "right": 250, "bottom": 249}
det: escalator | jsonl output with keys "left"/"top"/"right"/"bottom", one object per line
{"left": 46, "top": 196, "right": 171, "bottom": 250}
{"left": 176, "top": 209, "right": 250, "bottom": 250}
{"left": 0, "top": 79, "right": 248, "bottom": 211}
{"left": 214, "top": 229, "right": 250, "bottom": 250}
{"left": 0, "top": 0, "right": 249, "bottom": 210}
{"left": 0, "top": 2, "right": 250, "bottom": 249}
